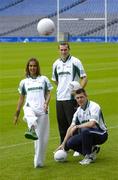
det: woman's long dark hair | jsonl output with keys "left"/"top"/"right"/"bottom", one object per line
{"left": 25, "top": 58, "right": 41, "bottom": 77}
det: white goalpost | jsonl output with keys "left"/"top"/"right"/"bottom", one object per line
{"left": 57, "top": 0, "right": 108, "bottom": 42}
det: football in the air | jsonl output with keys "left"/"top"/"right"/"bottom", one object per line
{"left": 54, "top": 149, "right": 67, "bottom": 162}
{"left": 37, "top": 18, "right": 55, "bottom": 35}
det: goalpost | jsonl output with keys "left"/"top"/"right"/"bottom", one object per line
{"left": 57, "top": 0, "right": 108, "bottom": 42}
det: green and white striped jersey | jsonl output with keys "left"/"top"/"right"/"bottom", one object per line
{"left": 52, "top": 55, "right": 86, "bottom": 100}
{"left": 71, "top": 100, "right": 107, "bottom": 131}
{"left": 18, "top": 75, "right": 53, "bottom": 115}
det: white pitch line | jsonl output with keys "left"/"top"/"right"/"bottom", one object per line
{"left": 108, "top": 125, "right": 118, "bottom": 129}
{"left": 0, "top": 137, "right": 58, "bottom": 150}
{"left": 0, "top": 126, "right": 118, "bottom": 150}
{"left": 0, "top": 142, "right": 32, "bottom": 150}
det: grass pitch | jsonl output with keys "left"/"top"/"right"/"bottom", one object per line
{"left": 0, "top": 42, "right": 118, "bottom": 180}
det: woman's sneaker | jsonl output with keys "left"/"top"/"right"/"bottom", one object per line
{"left": 25, "top": 128, "right": 38, "bottom": 140}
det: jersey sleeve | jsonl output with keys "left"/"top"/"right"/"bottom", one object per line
{"left": 71, "top": 108, "right": 80, "bottom": 126}
{"left": 89, "top": 104, "right": 101, "bottom": 124}
{"left": 44, "top": 76, "right": 53, "bottom": 91}
{"left": 74, "top": 58, "right": 87, "bottom": 78}
{"left": 52, "top": 61, "right": 58, "bottom": 82}
{"left": 18, "top": 80, "right": 26, "bottom": 95}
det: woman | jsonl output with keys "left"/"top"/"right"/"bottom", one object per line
{"left": 14, "top": 58, "right": 53, "bottom": 168}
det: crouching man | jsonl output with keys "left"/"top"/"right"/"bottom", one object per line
{"left": 56, "top": 88, "right": 108, "bottom": 165}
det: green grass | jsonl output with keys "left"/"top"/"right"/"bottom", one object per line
{"left": 0, "top": 42, "right": 118, "bottom": 180}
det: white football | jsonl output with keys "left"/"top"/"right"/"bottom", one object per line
{"left": 37, "top": 18, "right": 55, "bottom": 35}
{"left": 68, "top": 81, "right": 82, "bottom": 93}
{"left": 54, "top": 149, "right": 67, "bottom": 162}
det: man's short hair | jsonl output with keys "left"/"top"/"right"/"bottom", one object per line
{"left": 75, "top": 88, "right": 86, "bottom": 95}
{"left": 59, "top": 41, "right": 70, "bottom": 49}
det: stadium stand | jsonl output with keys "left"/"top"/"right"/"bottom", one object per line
{"left": 0, "top": 0, "right": 118, "bottom": 38}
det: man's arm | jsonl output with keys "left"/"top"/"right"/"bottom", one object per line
{"left": 76, "top": 120, "right": 97, "bottom": 129}
{"left": 56, "top": 125, "right": 75, "bottom": 150}
{"left": 80, "top": 76, "right": 88, "bottom": 88}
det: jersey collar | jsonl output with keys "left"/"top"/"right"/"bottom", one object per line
{"left": 81, "top": 100, "right": 90, "bottom": 111}
{"left": 28, "top": 75, "right": 39, "bottom": 79}
{"left": 60, "top": 55, "right": 71, "bottom": 63}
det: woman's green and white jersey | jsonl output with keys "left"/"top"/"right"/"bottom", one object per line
{"left": 71, "top": 100, "right": 107, "bottom": 131}
{"left": 18, "top": 76, "right": 53, "bottom": 115}
{"left": 52, "top": 55, "right": 86, "bottom": 100}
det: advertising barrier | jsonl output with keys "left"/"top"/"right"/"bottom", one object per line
{"left": 0, "top": 36, "right": 118, "bottom": 42}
